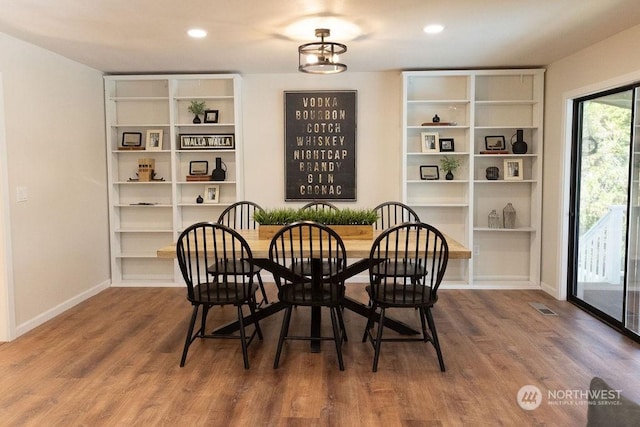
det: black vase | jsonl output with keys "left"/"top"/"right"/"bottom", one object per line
{"left": 445, "top": 171, "right": 454, "bottom": 180}
{"left": 192, "top": 114, "right": 201, "bottom": 124}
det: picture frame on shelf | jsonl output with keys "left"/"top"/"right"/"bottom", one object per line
{"left": 420, "top": 165, "right": 440, "bottom": 180}
{"left": 484, "top": 135, "right": 506, "bottom": 151}
{"left": 421, "top": 132, "right": 439, "bottom": 153}
{"left": 179, "top": 134, "right": 235, "bottom": 150}
{"left": 204, "top": 110, "right": 219, "bottom": 123}
{"left": 145, "top": 129, "right": 163, "bottom": 151}
{"left": 204, "top": 185, "right": 220, "bottom": 203}
{"left": 121, "top": 132, "right": 143, "bottom": 149}
{"left": 439, "top": 138, "right": 455, "bottom": 152}
{"left": 504, "top": 158, "right": 524, "bottom": 181}
{"left": 189, "top": 161, "right": 209, "bottom": 175}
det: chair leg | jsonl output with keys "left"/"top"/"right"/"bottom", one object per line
{"left": 200, "top": 305, "right": 210, "bottom": 336}
{"left": 419, "top": 307, "right": 429, "bottom": 342}
{"left": 274, "top": 306, "right": 293, "bottom": 369}
{"left": 248, "top": 296, "right": 263, "bottom": 340}
{"left": 256, "top": 272, "right": 269, "bottom": 306}
{"left": 237, "top": 305, "right": 250, "bottom": 369}
{"left": 372, "top": 307, "right": 386, "bottom": 372}
{"left": 330, "top": 307, "right": 345, "bottom": 371}
{"left": 362, "top": 301, "right": 378, "bottom": 343}
{"left": 336, "top": 306, "right": 348, "bottom": 342}
{"left": 180, "top": 305, "right": 200, "bottom": 367}
{"left": 425, "top": 307, "right": 446, "bottom": 372}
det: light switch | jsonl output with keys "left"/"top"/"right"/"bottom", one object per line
{"left": 16, "top": 186, "right": 28, "bottom": 202}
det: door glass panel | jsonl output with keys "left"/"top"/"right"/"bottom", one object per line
{"left": 575, "top": 89, "right": 632, "bottom": 321}
{"left": 626, "top": 88, "right": 640, "bottom": 334}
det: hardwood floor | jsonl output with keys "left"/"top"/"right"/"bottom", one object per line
{"left": 1, "top": 285, "right": 639, "bottom": 426}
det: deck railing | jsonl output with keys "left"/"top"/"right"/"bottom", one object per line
{"left": 578, "top": 205, "right": 626, "bottom": 285}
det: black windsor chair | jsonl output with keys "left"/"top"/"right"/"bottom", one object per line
{"left": 177, "top": 222, "right": 263, "bottom": 369}
{"left": 269, "top": 221, "right": 348, "bottom": 370}
{"left": 212, "top": 201, "right": 269, "bottom": 305}
{"left": 362, "top": 222, "right": 449, "bottom": 372}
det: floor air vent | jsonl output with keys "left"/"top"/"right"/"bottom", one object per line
{"left": 529, "top": 302, "right": 558, "bottom": 316}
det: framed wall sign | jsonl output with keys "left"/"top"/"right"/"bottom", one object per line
{"left": 284, "top": 90, "right": 357, "bottom": 201}
{"left": 179, "top": 134, "right": 235, "bottom": 150}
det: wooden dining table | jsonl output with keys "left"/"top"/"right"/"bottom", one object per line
{"left": 157, "top": 228, "right": 471, "bottom": 351}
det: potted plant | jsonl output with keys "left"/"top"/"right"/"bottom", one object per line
{"left": 188, "top": 100, "right": 206, "bottom": 123}
{"left": 254, "top": 207, "right": 378, "bottom": 240}
{"left": 440, "top": 156, "right": 461, "bottom": 180}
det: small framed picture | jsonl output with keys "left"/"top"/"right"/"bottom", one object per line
{"left": 204, "top": 185, "right": 220, "bottom": 203}
{"left": 439, "top": 138, "right": 455, "bottom": 152}
{"left": 121, "top": 132, "right": 142, "bottom": 148}
{"left": 146, "top": 129, "right": 163, "bottom": 151}
{"left": 421, "top": 132, "right": 439, "bottom": 153}
{"left": 204, "top": 110, "right": 219, "bottom": 124}
{"left": 420, "top": 165, "right": 440, "bottom": 180}
{"left": 485, "top": 135, "right": 506, "bottom": 151}
{"left": 504, "top": 159, "right": 524, "bottom": 181}
{"left": 189, "top": 161, "right": 209, "bottom": 175}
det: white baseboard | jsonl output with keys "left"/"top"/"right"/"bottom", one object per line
{"left": 14, "top": 279, "right": 111, "bottom": 338}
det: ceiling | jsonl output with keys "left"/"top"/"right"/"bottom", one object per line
{"left": 1, "top": 0, "right": 640, "bottom": 74}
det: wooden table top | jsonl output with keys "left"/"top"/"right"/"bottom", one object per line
{"left": 156, "top": 229, "right": 471, "bottom": 260}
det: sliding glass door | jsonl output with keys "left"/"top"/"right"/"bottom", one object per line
{"left": 569, "top": 85, "right": 640, "bottom": 339}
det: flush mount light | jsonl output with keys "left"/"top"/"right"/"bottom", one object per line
{"left": 298, "top": 28, "right": 347, "bottom": 74}
{"left": 423, "top": 24, "right": 444, "bottom": 34}
{"left": 187, "top": 28, "right": 207, "bottom": 38}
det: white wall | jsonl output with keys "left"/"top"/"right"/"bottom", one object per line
{"left": 0, "top": 32, "right": 109, "bottom": 337}
{"left": 542, "top": 24, "right": 640, "bottom": 298}
{"left": 241, "top": 72, "right": 401, "bottom": 208}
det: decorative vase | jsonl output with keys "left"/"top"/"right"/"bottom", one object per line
{"left": 486, "top": 166, "right": 499, "bottom": 180}
{"left": 503, "top": 203, "right": 516, "bottom": 229}
{"left": 512, "top": 129, "right": 528, "bottom": 154}
{"left": 432, "top": 114, "right": 440, "bottom": 123}
{"left": 445, "top": 171, "right": 454, "bottom": 180}
{"left": 488, "top": 210, "right": 501, "bottom": 228}
{"left": 196, "top": 195, "right": 203, "bottom": 204}
{"left": 192, "top": 114, "right": 201, "bottom": 124}
{"left": 211, "top": 157, "right": 227, "bottom": 181}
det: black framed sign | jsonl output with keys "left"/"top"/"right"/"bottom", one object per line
{"left": 179, "top": 134, "right": 235, "bottom": 150}
{"left": 284, "top": 90, "right": 357, "bottom": 201}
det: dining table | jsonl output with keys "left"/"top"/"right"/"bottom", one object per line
{"left": 157, "top": 228, "right": 471, "bottom": 352}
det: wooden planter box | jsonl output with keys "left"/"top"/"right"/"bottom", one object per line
{"left": 258, "top": 224, "right": 374, "bottom": 240}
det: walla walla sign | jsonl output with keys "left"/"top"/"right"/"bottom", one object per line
{"left": 284, "top": 90, "right": 357, "bottom": 201}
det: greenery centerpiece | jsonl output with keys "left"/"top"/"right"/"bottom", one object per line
{"left": 440, "top": 156, "right": 461, "bottom": 180}
{"left": 188, "top": 100, "right": 206, "bottom": 123}
{"left": 254, "top": 207, "right": 378, "bottom": 240}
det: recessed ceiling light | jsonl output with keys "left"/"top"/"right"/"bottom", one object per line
{"left": 423, "top": 24, "right": 444, "bottom": 34}
{"left": 187, "top": 28, "right": 207, "bottom": 38}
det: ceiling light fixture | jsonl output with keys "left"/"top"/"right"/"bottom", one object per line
{"left": 187, "top": 28, "right": 207, "bottom": 38}
{"left": 423, "top": 24, "right": 444, "bottom": 34}
{"left": 298, "top": 28, "right": 347, "bottom": 74}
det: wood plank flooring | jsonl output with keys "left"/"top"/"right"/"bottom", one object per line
{"left": 0, "top": 285, "right": 639, "bottom": 426}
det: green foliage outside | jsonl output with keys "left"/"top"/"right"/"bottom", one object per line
{"left": 579, "top": 98, "right": 632, "bottom": 235}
